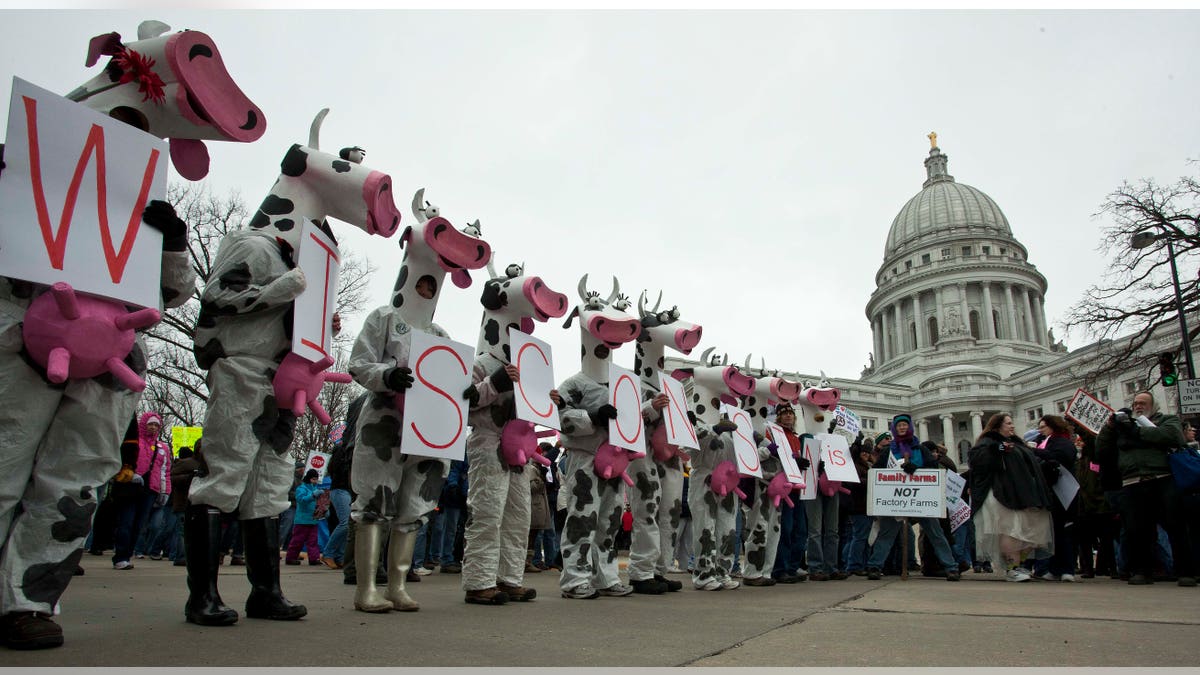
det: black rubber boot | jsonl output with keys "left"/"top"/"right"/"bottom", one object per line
{"left": 241, "top": 517, "right": 307, "bottom": 620}
{"left": 183, "top": 504, "right": 239, "bottom": 626}
{"left": 655, "top": 574, "right": 683, "bottom": 592}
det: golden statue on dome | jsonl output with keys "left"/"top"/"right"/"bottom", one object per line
{"left": 928, "top": 131, "right": 938, "bottom": 149}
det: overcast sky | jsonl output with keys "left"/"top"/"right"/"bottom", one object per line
{"left": 2, "top": 9, "right": 1198, "bottom": 382}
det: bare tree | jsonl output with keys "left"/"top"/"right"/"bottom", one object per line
{"left": 140, "top": 182, "right": 376, "bottom": 451}
{"left": 1062, "top": 164, "right": 1200, "bottom": 385}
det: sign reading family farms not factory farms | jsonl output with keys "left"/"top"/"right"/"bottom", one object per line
{"left": 866, "top": 468, "right": 946, "bottom": 518}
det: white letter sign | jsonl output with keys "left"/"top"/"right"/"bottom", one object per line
{"left": 511, "top": 329, "right": 560, "bottom": 430}
{"left": 291, "top": 220, "right": 341, "bottom": 363}
{"left": 607, "top": 363, "right": 645, "bottom": 454}
{"left": 817, "top": 433, "right": 859, "bottom": 483}
{"left": 866, "top": 468, "right": 946, "bottom": 518}
{"left": 1065, "top": 388, "right": 1114, "bottom": 436}
{"left": 797, "top": 435, "right": 820, "bottom": 500}
{"left": 719, "top": 402, "right": 762, "bottom": 478}
{"left": 766, "top": 422, "right": 805, "bottom": 486}
{"left": 400, "top": 329, "right": 475, "bottom": 461}
{"left": 0, "top": 78, "right": 167, "bottom": 309}
{"left": 658, "top": 372, "right": 698, "bottom": 451}
{"left": 305, "top": 451, "right": 331, "bottom": 480}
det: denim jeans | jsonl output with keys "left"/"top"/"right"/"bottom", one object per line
{"left": 136, "top": 499, "right": 173, "bottom": 556}
{"left": 869, "top": 517, "right": 955, "bottom": 571}
{"left": 842, "top": 514, "right": 872, "bottom": 572}
{"left": 170, "top": 514, "right": 186, "bottom": 562}
{"left": 804, "top": 493, "right": 840, "bottom": 574}
{"left": 773, "top": 500, "right": 808, "bottom": 576}
{"left": 277, "top": 504, "right": 296, "bottom": 550}
{"left": 436, "top": 508, "right": 462, "bottom": 565}
{"left": 147, "top": 510, "right": 181, "bottom": 559}
{"left": 413, "top": 511, "right": 444, "bottom": 566}
{"left": 323, "top": 488, "right": 352, "bottom": 563}
{"left": 113, "top": 490, "right": 154, "bottom": 565}
{"left": 532, "top": 523, "right": 559, "bottom": 567}
{"left": 732, "top": 507, "right": 744, "bottom": 572}
{"left": 952, "top": 519, "right": 974, "bottom": 567}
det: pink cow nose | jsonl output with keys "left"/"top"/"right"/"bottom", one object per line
{"left": 362, "top": 171, "right": 400, "bottom": 237}
{"left": 723, "top": 367, "right": 756, "bottom": 397}
{"left": 771, "top": 378, "right": 802, "bottom": 403}
{"left": 806, "top": 387, "right": 842, "bottom": 411}
{"left": 166, "top": 31, "right": 264, "bottom": 143}
{"left": 523, "top": 276, "right": 568, "bottom": 321}
{"left": 587, "top": 314, "right": 641, "bottom": 348}
{"left": 423, "top": 217, "right": 492, "bottom": 288}
{"left": 674, "top": 325, "right": 702, "bottom": 354}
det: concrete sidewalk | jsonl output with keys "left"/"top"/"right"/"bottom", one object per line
{"left": 6, "top": 556, "right": 1199, "bottom": 667}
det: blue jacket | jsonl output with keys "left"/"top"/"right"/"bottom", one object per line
{"left": 294, "top": 482, "right": 322, "bottom": 525}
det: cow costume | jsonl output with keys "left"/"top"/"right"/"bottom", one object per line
{"left": 348, "top": 190, "right": 490, "bottom": 613}
{"left": 738, "top": 366, "right": 802, "bottom": 586}
{"left": 626, "top": 291, "right": 702, "bottom": 595}
{"left": 185, "top": 109, "right": 400, "bottom": 626}
{"left": 681, "top": 348, "right": 755, "bottom": 591}
{"left": 0, "top": 20, "right": 261, "bottom": 649}
{"left": 556, "top": 276, "right": 642, "bottom": 599}
{"left": 460, "top": 258, "right": 568, "bottom": 605}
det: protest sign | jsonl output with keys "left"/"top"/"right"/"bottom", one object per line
{"left": 797, "top": 435, "right": 820, "bottom": 500}
{"left": 719, "top": 402, "right": 762, "bottom": 478}
{"left": 0, "top": 77, "right": 167, "bottom": 309}
{"left": 659, "top": 372, "right": 698, "bottom": 450}
{"left": 1053, "top": 466, "right": 1080, "bottom": 509}
{"left": 305, "top": 451, "right": 331, "bottom": 480}
{"left": 766, "top": 422, "right": 805, "bottom": 486}
{"left": 607, "top": 363, "right": 645, "bottom": 454}
{"left": 1065, "top": 388, "right": 1114, "bottom": 436}
{"left": 949, "top": 498, "right": 972, "bottom": 532}
{"left": 400, "top": 330, "right": 474, "bottom": 461}
{"left": 945, "top": 470, "right": 966, "bottom": 503}
{"left": 292, "top": 221, "right": 341, "bottom": 363}
{"left": 511, "top": 329, "right": 560, "bottom": 430}
{"left": 170, "top": 426, "right": 203, "bottom": 457}
{"left": 866, "top": 468, "right": 946, "bottom": 518}
{"left": 817, "top": 433, "right": 859, "bottom": 483}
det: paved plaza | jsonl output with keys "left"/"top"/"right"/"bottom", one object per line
{"left": 5, "top": 555, "right": 1199, "bottom": 668}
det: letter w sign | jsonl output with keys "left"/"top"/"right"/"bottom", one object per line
{"left": 0, "top": 78, "right": 165, "bottom": 309}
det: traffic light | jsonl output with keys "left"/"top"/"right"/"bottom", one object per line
{"left": 1159, "top": 352, "right": 1178, "bottom": 386}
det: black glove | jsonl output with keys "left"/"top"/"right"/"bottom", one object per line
{"left": 818, "top": 460, "right": 826, "bottom": 476}
{"left": 796, "top": 456, "right": 811, "bottom": 472}
{"left": 462, "top": 384, "right": 480, "bottom": 406}
{"left": 589, "top": 404, "right": 618, "bottom": 426}
{"left": 141, "top": 199, "right": 188, "bottom": 252}
{"left": 489, "top": 366, "right": 514, "bottom": 393}
{"left": 687, "top": 410, "right": 698, "bottom": 426}
{"left": 384, "top": 366, "right": 414, "bottom": 392}
{"left": 901, "top": 460, "right": 918, "bottom": 475}
{"left": 713, "top": 417, "right": 738, "bottom": 434}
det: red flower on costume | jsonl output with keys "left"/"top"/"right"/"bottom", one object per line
{"left": 114, "top": 47, "right": 166, "bottom": 104}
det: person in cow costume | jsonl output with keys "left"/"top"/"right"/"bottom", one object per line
{"left": 627, "top": 291, "right": 702, "bottom": 595}
{"left": 0, "top": 20, "right": 263, "bottom": 648}
{"left": 348, "top": 191, "right": 490, "bottom": 614}
{"left": 185, "top": 110, "right": 401, "bottom": 625}
{"left": 460, "top": 258, "right": 568, "bottom": 605}
{"left": 681, "top": 348, "right": 756, "bottom": 591}
{"left": 556, "top": 276, "right": 642, "bottom": 599}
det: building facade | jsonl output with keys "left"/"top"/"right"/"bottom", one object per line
{"left": 669, "top": 137, "right": 1188, "bottom": 465}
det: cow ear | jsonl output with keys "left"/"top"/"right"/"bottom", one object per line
{"left": 563, "top": 306, "right": 580, "bottom": 329}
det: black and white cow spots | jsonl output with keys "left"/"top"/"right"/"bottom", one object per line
{"left": 332, "top": 159, "right": 351, "bottom": 173}
{"left": 416, "top": 460, "right": 447, "bottom": 502}
{"left": 571, "top": 470, "right": 595, "bottom": 511}
{"left": 281, "top": 144, "right": 308, "bottom": 177}
{"left": 217, "top": 263, "right": 252, "bottom": 293}
{"left": 360, "top": 412, "right": 402, "bottom": 462}
{"left": 482, "top": 318, "right": 501, "bottom": 346}
{"left": 593, "top": 344, "right": 610, "bottom": 360}
{"left": 250, "top": 397, "right": 296, "bottom": 455}
{"left": 22, "top": 548, "right": 84, "bottom": 605}
{"left": 49, "top": 496, "right": 96, "bottom": 543}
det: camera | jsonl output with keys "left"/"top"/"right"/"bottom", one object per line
{"left": 1113, "top": 409, "right": 1131, "bottom": 424}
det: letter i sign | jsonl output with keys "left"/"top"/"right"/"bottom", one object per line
{"left": 0, "top": 78, "right": 167, "bottom": 310}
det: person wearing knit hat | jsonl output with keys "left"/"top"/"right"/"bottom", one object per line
{"left": 285, "top": 468, "right": 325, "bottom": 567}
{"left": 864, "top": 412, "right": 962, "bottom": 582}
{"left": 874, "top": 432, "right": 891, "bottom": 446}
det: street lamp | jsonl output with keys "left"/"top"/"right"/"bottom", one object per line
{"left": 1131, "top": 230, "right": 1195, "bottom": 381}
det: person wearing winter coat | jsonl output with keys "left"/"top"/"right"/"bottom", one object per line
{"left": 285, "top": 470, "right": 324, "bottom": 566}
{"left": 112, "top": 412, "right": 172, "bottom": 570}
{"left": 1030, "top": 415, "right": 1079, "bottom": 581}
{"left": 968, "top": 413, "right": 1054, "bottom": 582}
{"left": 866, "top": 414, "right": 961, "bottom": 582}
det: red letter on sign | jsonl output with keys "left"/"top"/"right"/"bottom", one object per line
{"left": 612, "top": 373, "right": 642, "bottom": 444}
{"left": 298, "top": 231, "right": 340, "bottom": 359}
{"left": 23, "top": 96, "right": 160, "bottom": 283}
{"left": 662, "top": 380, "right": 697, "bottom": 446}
{"left": 410, "top": 346, "right": 467, "bottom": 450}
{"left": 516, "top": 342, "right": 553, "bottom": 419}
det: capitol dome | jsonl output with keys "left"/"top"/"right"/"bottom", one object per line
{"left": 883, "top": 146, "right": 1013, "bottom": 260}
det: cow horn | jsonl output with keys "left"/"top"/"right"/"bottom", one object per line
{"left": 744, "top": 354, "right": 752, "bottom": 369}
{"left": 650, "top": 290, "right": 663, "bottom": 314}
{"left": 578, "top": 274, "right": 591, "bottom": 303}
{"left": 638, "top": 290, "right": 649, "bottom": 318}
{"left": 411, "top": 188, "right": 426, "bottom": 223}
{"left": 721, "top": 353, "right": 728, "bottom": 366}
{"left": 604, "top": 277, "right": 620, "bottom": 305}
{"left": 701, "top": 346, "right": 716, "bottom": 366}
{"left": 309, "top": 108, "right": 329, "bottom": 151}
{"left": 486, "top": 256, "right": 498, "bottom": 279}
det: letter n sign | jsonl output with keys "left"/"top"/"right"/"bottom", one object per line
{"left": 0, "top": 78, "right": 167, "bottom": 309}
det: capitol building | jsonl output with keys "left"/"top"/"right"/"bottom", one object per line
{"left": 671, "top": 136, "right": 1185, "bottom": 465}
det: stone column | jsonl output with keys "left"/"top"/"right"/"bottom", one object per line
{"left": 912, "top": 292, "right": 925, "bottom": 348}
{"left": 958, "top": 282, "right": 970, "bottom": 337}
{"left": 941, "top": 413, "right": 957, "bottom": 464}
{"left": 893, "top": 301, "right": 905, "bottom": 356}
{"left": 1003, "top": 282, "right": 1019, "bottom": 341}
{"left": 917, "top": 418, "right": 930, "bottom": 442}
{"left": 1031, "top": 293, "right": 1047, "bottom": 346}
{"left": 934, "top": 286, "right": 946, "bottom": 341}
{"left": 970, "top": 411, "right": 985, "bottom": 445}
{"left": 873, "top": 314, "right": 883, "bottom": 363}
{"left": 981, "top": 283, "right": 996, "bottom": 339}
{"left": 1020, "top": 286, "right": 1036, "bottom": 343}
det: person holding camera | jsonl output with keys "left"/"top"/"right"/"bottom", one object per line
{"left": 968, "top": 413, "right": 1054, "bottom": 582}
{"left": 1095, "top": 391, "right": 1195, "bottom": 586}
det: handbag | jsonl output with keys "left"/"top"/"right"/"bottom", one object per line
{"left": 1168, "top": 447, "right": 1200, "bottom": 492}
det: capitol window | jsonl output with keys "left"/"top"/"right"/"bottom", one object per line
{"left": 961, "top": 246, "right": 972, "bottom": 256}
{"left": 922, "top": 253, "right": 931, "bottom": 264}
{"left": 941, "top": 248, "right": 952, "bottom": 258}
{"left": 982, "top": 245, "right": 991, "bottom": 255}
{"left": 1026, "top": 406, "right": 1043, "bottom": 423}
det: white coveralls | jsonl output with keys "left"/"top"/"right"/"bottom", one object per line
{"left": 688, "top": 423, "right": 739, "bottom": 588}
{"left": 461, "top": 353, "right": 529, "bottom": 592}
{"left": 347, "top": 307, "right": 450, "bottom": 532}
{"left": 188, "top": 230, "right": 307, "bottom": 518}
{"left": 626, "top": 384, "right": 684, "bottom": 583}
{"left": 740, "top": 442, "right": 783, "bottom": 580}
{"left": 0, "top": 250, "right": 194, "bottom": 614}
{"left": 557, "top": 372, "right": 625, "bottom": 593}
